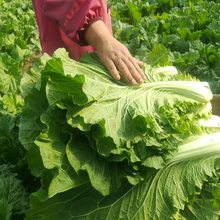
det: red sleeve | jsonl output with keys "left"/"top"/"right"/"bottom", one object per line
{"left": 42, "top": 0, "right": 103, "bottom": 46}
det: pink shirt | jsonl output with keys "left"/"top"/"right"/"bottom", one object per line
{"left": 32, "top": 0, "right": 112, "bottom": 61}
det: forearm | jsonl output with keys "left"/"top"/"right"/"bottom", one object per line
{"left": 85, "top": 20, "right": 112, "bottom": 50}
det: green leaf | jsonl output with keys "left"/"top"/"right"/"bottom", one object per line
{"left": 25, "top": 157, "right": 220, "bottom": 220}
{"left": 66, "top": 131, "right": 125, "bottom": 196}
{"left": 147, "top": 44, "right": 172, "bottom": 66}
{"left": 48, "top": 155, "right": 89, "bottom": 198}
{"left": 34, "top": 107, "right": 67, "bottom": 170}
{"left": 0, "top": 165, "right": 29, "bottom": 219}
{"left": 0, "top": 93, "right": 24, "bottom": 116}
{"left": 0, "top": 199, "right": 12, "bottom": 220}
{"left": 180, "top": 176, "right": 220, "bottom": 219}
{"left": 19, "top": 76, "right": 49, "bottom": 177}
{"left": 0, "top": 114, "right": 26, "bottom": 165}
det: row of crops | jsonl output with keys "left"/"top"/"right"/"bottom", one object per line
{"left": 109, "top": 0, "right": 220, "bottom": 93}
{"left": 1, "top": 0, "right": 220, "bottom": 219}
{"left": 0, "top": 0, "right": 41, "bottom": 219}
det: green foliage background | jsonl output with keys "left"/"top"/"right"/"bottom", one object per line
{"left": 109, "top": 0, "right": 220, "bottom": 94}
{"left": 0, "top": 0, "right": 40, "bottom": 219}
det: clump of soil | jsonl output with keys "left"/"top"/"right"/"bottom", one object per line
{"left": 22, "top": 51, "right": 42, "bottom": 74}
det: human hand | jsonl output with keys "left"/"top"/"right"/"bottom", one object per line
{"left": 85, "top": 21, "right": 146, "bottom": 85}
{"left": 95, "top": 35, "right": 146, "bottom": 85}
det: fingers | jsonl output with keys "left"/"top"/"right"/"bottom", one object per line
{"left": 112, "top": 58, "right": 146, "bottom": 85}
{"left": 128, "top": 57, "right": 146, "bottom": 81}
{"left": 103, "top": 59, "right": 121, "bottom": 81}
{"left": 115, "top": 59, "right": 137, "bottom": 85}
{"left": 133, "top": 57, "right": 144, "bottom": 67}
{"left": 100, "top": 54, "right": 146, "bottom": 85}
{"left": 103, "top": 57, "right": 146, "bottom": 85}
{"left": 96, "top": 37, "right": 146, "bottom": 85}
{"left": 114, "top": 58, "right": 143, "bottom": 85}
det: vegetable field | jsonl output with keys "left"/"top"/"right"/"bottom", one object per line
{"left": 109, "top": 0, "right": 220, "bottom": 94}
{"left": 1, "top": 0, "right": 220, "bottom": 220}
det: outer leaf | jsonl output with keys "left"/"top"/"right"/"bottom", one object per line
{"left": 66, "top": 131, "right": 125, "bottom": 196}
{"left": 25, "top": 157, "right": 220, "bottom": 220}
{"left": 180, "top": 179, "right": 220, "bottom": 220}
{"left": 19, "top": 76, "right": 48, "bottom": 177}
{"left": 34, "top": 107, "right": 67, "bottom": 170}
{"left": 48, "top": 155, "right": 89, "bottom": 198}
{"left": 0, "top": 199, "right": 12, "bottom": 220}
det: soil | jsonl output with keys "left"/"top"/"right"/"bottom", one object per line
{"left": 22, "top": 51, "right": 42, "bottom": 74}
{"left": 211, "top": 94, "right": 220, "bottom": 116}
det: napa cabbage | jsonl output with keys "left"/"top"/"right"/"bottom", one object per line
{"left": 19, "top": 48, "right": 220, "bottom": 220}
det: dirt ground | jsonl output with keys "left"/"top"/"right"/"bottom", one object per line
{"left": 22, "top": 51, "right": 42, "bottom": 74}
